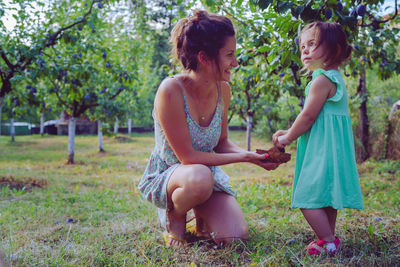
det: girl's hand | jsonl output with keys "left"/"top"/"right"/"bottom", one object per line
{"left": 277, "top": 134, "right": 291, "bottom": 147}
{"left": 272, "top": 130, "right": 288, "bottom": 146}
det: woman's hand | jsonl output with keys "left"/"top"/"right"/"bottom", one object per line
{"left": 257, "top": 161, "right": 280, "bottom": 170}
{"left": 246, "top": 152, "right": 280, "bottom": 171}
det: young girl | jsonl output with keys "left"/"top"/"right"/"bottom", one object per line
{"left": 273, "top": 22, "right": 363, "bottom": 255}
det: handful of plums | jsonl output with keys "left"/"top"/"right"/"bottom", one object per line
{"left": 256, "top": 147, "right": 291, "bottom": 164}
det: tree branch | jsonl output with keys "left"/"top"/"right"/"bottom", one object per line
{"left": 44, "top": 0, "right": 101, "bottom": 47}
{"left": 0, "top": 47, "right": 16, "bottom": 70}
{"left": 108, "top": 89, "right": 124, "bottom": 100}
{"left": 360, "top": 0, "right": 398, "bottom": 27}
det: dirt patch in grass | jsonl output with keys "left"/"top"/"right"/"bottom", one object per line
{"left": 89, "top": 151, "right": 110, "bottom": 157}
{"left": 5, "top": 141, "right": 36, "bottom": 147}
{"left": 66, "top": 160, "right": 89, "bottom": 165}
{"left": 114, "top": 136, "right": 135, "bottom": 143}
{"left": 0, "top": 176, "right": 47, "bottom": 191}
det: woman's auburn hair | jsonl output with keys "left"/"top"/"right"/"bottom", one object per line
{"left": 170, "top": 10, "right": 235, "bottom": 71}
{"left": 299, "top": 21, "right": 352, "bottom": 67}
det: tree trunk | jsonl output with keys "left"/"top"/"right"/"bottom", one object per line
{"left": 357, "top": 66, "right": 370, "bottom": 161}
{"left": 40, "top": 112, "right": 45, "bottom": 136}
{"left": 98, "top": 119, "right": 105, "bottom": 152}
{"left": 128, "top": 118, "right": 132, "bottom": 135}
{"left": 246, "top": 112, "right": 253, "bottom": 151}
{"left": 114, "top": 118, "right": 119, "bottom": 134}
{"left": 67, "top": 117, "right": 76, "bottom": 164}
{"left": 385, "top": 116, "right": 394, "bottom": 159}
{"left": 0, "top": 97, "right": 3, "bottom": 136}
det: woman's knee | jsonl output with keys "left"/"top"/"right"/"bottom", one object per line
{"left": 185, "top": 164, "right": 214, "bottom": 199}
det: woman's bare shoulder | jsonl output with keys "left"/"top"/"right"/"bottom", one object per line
{"left": 156, "top": 76, "right": 184, "bottom": 102}
{"left": 154, "top": 76, "right": 186, "bottom": 121}
{"left": 158, "top": 77, "right": 181, "bottom": 93}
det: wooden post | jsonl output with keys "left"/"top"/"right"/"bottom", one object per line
{"left": 246, "top": 111, "right": 254, "bottom": 151}
{"left": 98, "top": 119, "right": 105, "bottom": 152}
{"left": 67, "top": 117, "right": 76, "bottom": 164}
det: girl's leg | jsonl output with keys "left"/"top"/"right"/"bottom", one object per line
{"left": 323, "top": 207, "right": 337, "bottom": 236}
{"left": 166, "top": 164, "right": 214, "bottom": 246}
{"left": 194, "top": 191, "right": 248, "bottom": 244}
{"left": 301, "top": 208, "right": 335, "bottom": 242}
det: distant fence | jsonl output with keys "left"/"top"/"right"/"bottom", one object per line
{"left": 1, "top": 123, "right": 31, "bottom": 136}
{"left": 30, "top": 126, "right": 155, "bottom": 135}
{"left": 1, "top": 124, "right": 246, "bottom": 136}
{"left": 30, "top": 125, "right": 58, "bottom": 135}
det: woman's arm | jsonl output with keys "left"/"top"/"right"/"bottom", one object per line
{"left": 213, "top": 82, "right": 278, "bottom": 170}
{"left": 155, "top": 79, "right": 265, "bottom": 167}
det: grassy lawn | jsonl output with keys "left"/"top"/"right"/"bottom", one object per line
{"left": 0, "top": 132, "right": 399, "bottom": 266}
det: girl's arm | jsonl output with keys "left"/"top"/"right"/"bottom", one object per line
{"left": 155, "top": 79, "right": 271, "bottom": 168}
{"left": 276, "top": 75, "right": 336, "bottom": 146}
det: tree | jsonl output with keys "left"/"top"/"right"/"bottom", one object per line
{"left": 0, "top": 0, "right": 105, "bottom": 141}
{"left": 43, "top": 41, "right": 132, "bottom": 163}
{"left": 203, "top": 0, "right": 400, "bottom": 161}
{"left": 230, "top": 57, "right": 270, "bottom": 150}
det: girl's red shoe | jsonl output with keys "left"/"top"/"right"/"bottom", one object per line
{"left": 307, "top": 237, "right": 340, "bottom": 255}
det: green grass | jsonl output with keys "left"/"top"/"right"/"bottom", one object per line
{"left": 0, "top": 132, "right": 399, "bottom": 266}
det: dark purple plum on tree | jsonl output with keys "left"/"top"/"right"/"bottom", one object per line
{"left": 336, "top": 2, "right": 343, "bottom": 12}
{"left": 325, "top": 8, "right": 332, "bottom": 20}
{"left": 357, "top": 4, "right": 366, "bottom": 17}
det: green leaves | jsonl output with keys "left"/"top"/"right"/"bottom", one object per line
{"left": 251, "top": 0, "right": 272, "bottom": 10}
{"left": 235, "top": 0, "right": 244, "bottom": 8}
{"left": 276, "top": 1, "right": 293, "bottom": 13}
{"left": 257, "top": 46, "right": 269, "bottom": 53}
{"left": 205, "top": 0, "right": 215, "bottom": 6}
{"left": 299, "top": 4, "right": 319, "bottom": 22}
{"left": 291, "top": 4, "right": 306, "bottom": 18}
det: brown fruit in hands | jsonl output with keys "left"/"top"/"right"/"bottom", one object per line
{"left": 256, "top": 147, "right": 291, "bottom": 164}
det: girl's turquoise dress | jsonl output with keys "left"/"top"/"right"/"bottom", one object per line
{"left": 138, "top": 76, "right": 235, "bottom": 226}
{"left": 292, "top": 69, "right": 363, "bottom": 210}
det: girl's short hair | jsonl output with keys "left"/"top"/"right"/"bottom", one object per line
{"left": 300, "top": 21, "right": 352, "bottom": 67}
{"left": 170, "top": 10, "right": 235, "bottom": 71}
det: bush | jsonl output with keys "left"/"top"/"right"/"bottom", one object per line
{"left": 346, "top": 69, "right": 400, "bottom": 160}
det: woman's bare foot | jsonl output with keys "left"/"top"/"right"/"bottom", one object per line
{"left": 166, "top": 209, "right": 186, "bottom": 247}
{"left": 195, "top": 217, "right": 211, "bottom": 238}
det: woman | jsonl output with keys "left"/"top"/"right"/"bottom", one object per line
{"left": 138, "top": 10, "right": 278, "bottom": 247}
